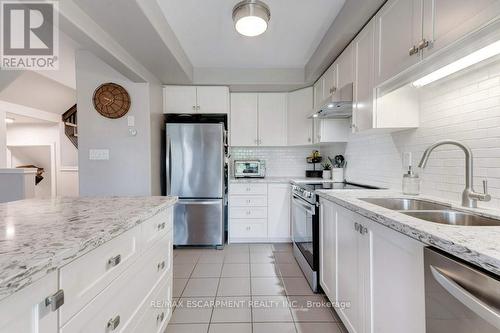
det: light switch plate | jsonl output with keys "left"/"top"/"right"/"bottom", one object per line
{"left": 89, "top": 149, "right": 109, "bottom": 160}
{"left": 127, "top": 116, "right": 135, "bottom": 127}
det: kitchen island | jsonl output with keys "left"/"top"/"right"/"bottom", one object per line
{"left": 0, "top": 196, "right": 177, "bottom": 333}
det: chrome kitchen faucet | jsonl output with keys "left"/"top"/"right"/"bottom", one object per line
{"left": 418, "top": 140, "right": 491, "bottom": 208}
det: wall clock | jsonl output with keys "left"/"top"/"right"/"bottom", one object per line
{"left": 92, "top": 82, "right": 131, "bottom": 119}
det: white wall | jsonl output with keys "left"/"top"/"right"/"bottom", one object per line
{"left": 76, "top": 50, "right": 155, "bottom": 196}
{"left": 0, "top": 110, "right": 6, "bottom": 167}
{"left": 149, "top": 83, "right": 163, "bottom": 195}
{"left": 345, "top": 59, "right": 500, "bottom": 209}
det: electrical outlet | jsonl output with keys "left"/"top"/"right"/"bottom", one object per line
{"left": 89, "top": 149, "right": 109, "bottom": 160}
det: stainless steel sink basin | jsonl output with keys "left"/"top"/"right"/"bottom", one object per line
{"left": 360, "top": 198, "right": 451, "bottom": 211}
{"left": 403, "top": 211, "right": 500, "bottom": 226}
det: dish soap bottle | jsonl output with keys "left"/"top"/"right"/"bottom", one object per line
{"left": 402, "top": 166, "right": 420, "bottom": 195}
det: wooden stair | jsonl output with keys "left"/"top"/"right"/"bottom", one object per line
{"left": 62, "top": 104, "right": 78, "bottom": 149}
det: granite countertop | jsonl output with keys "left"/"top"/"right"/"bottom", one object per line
{"left": 229, "top": 177, "right": 336, "bottom": 184}
{"left": 0, "top": 196, "right": 177, "bottom": 302}
{"left": 316, "top": 189, "right": 500, "bottom": 276}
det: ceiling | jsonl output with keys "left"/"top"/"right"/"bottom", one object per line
{"left": 157, "top": 0, "right": 345, "bottom": 69}
{"left": 6, "top": 113, "right": 56, "bottom": 125}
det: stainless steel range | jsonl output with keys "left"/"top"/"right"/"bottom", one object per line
{"left": 291, "top": 181, "right": 380, "bottom": 292}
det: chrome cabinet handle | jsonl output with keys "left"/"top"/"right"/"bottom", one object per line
{"left": 196, "top": 105, "right": 200, "bottom": 110}
{"left": 418, "top": 39, "right": 430, "bottom": 50}
{"left": 157, "top": 260, "right": 166, "bottom": 271}
{"left": 45, "top": 289, "right": 64, "bottom": 312}
{"left": 157, "top": 222, "right": 166, "bottom": 231}
{"left": 246, "top": 226, "right": 251, "bottom": 231}
{"left": 430, "top": 266, "right": 500, "bottom": 330}
{"left": 108, "top": 254, "right": 121, "bottom": 268}
{"left": 107, "top": 315, "right": 121, "bottom": 330}
{"left": 409, "top": 45, "right": 418, "bottom": 56}
{"left": 192, "top": 106, "right": 196, "bottom": 110}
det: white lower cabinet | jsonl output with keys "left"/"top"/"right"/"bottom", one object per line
{"left": 0, "top": 272, "right": 58, "bottom": 333}
{"left": 319, "top": 198, "right": 425, "bottom": 333}
{"left": 0, "top": 208, "right": 174, "bottom": 333}
{"left": 229, "top": 182, "right": 291, "bottom": 242}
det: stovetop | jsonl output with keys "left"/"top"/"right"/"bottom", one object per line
{"left": 292, "top": 182, "right": 380, "bottom": 204}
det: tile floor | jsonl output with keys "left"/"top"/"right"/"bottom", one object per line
{"left": 166, "top": 243, "right": 347, "bottom": 333}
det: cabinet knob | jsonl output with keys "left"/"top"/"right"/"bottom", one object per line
{"left": 157, "top": 222, "right": 166, "bottom": 231}
{"left": 107, "top": 315, "right": 121, "bottom": 331}
{"left": 107, "top": 254, "right": 121, "bottom": 268}
{"left": 196, "top": 105, "right": 200, "bottom": 110}
{"left": 308, "top": 138, "right": 311, "bottom": 142}
{"left": 192, "top": 106, "right": 196, "bottom": 110}
{"left": 418, "top": 39, "right": 430, "bottom": 50}
{"left": 45, "top": 289, "right": 64, "bottom": 312}
{"left": 408, "top": 45, "right": 418, "bottom": 56}
{"left": 246, "top": 226, "right": 251, "bottom": 231}
{"left": 157, "top": 260, "right": 166, "bottom": 271}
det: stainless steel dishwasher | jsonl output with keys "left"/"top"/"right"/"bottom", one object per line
{"left": 424, "top": 247, "right": 500, "bottom": 332}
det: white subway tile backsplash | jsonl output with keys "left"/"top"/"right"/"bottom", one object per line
{"left": 345, "top": 59, "right": 500, "bottom": 209}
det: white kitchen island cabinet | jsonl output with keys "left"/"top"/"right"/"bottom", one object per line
{"left": 0, "top": 197, "right": 176, "bottom": 333}
{"left": 319, "top": 197, "right": 425, "bottom": 333}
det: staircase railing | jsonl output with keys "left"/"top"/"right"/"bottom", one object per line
{"left": 62, "top": 104, "right": 77, "bottom": 149}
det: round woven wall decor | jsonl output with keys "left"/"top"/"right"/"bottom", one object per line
{"left": 92, "top": 82, "right": 131, "bottom": 119}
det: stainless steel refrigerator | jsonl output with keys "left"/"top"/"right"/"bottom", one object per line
{"left": 166, "top": 123, "right": 225, "bottom": 247}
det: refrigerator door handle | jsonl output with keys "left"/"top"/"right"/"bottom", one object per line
{"left": 166, "top": 134, "right": 172, "bottom": 195}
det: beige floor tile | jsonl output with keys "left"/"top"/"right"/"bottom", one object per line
{"left": 217, "top": 277, "right": 251, "bottom": 296}
{"left": 295, "top": 322, "right": 342, "bottom": 333}
{"left": 198, "top": 253, "right": 225, "bottom": 264}
{"left": 209, "top": 323, "right": 252, "bottom": 333}
{"left": 166, "top": 323, "right": 209, "bottom": 333}
{"left": 278, "top": 263, "right": 305, "bottom": 277}
{"left": 282, "top": 277, "right": 315, "bottom": 296}
{"left": 288, "top": 295, "right": 336, "bottom": 322}
{"left": 173, "top": 278, "right": 189, "bottom": 297}
{"left": 251, "top": 263, "right": 280, "bottom": 277}
{"left": 173, "top": 263, "right": 196, "bottom": 278}
{"left": 273, "top": 252, "right": 296, "bottom": 264}
{"left": 221, "top": 263, "right": 250, "bottom": 277}
{"left": 250, "top": 252, "right": 275, "bottom": 264}
{"left": 183, "top": 278, "right": 219, "bottom": 297}
{"left": 174, "top": 253, "right": 200, "bottom": 264}
{"left": 250, "top": 244, "right": 274, "bottom": 253}
{"left": 224, "top": 252, "right": 250, "bottom": 264}
{"left": 211, "top": 296, "right": 252, "bottom": 323}
{"left": 251, "top": 277, "right": 286, "bottom": 296}
{"left": 223, "top": 244, "right": 250, "bottom": 253}
{"left": 191, "top": 263, "right": 223, "bottom": 278}
{"left": 253, "top": 322, "right": 297, "bottom": 333}
{"left": 251, "top": 296, "right": 293, "bottom": 322}
{"left": 170, "top": 297, "right": 215, "bottom": 324}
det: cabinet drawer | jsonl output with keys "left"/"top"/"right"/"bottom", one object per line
{"left": 141, "top": 207, "right": 173, "bottom": 250}
{"left": 61, "top": 232, "right": 173, "bottom": 332}
{"left": 125, "top": 275, "right": 172, "bottom": 333}
{"left": 59, "top": 226, "right": 141, "bottom": 324}
{"left": 230, "top": 183, "right": 268, "bottom": 195}
{"left": 230, "top": 207, "right": 267, "bottom": 219}
{"left": 230, "top": 220, "right": 267, "bottom": 238}
{"left": 230, "top": 195, "right": 267, "bottom": 207}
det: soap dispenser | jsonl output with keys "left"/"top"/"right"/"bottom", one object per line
{"left": 402, "top": 152, "right": 420, "bottom": 195}
{"left": 403, "top": 165, "right": 420, "bottom": 195}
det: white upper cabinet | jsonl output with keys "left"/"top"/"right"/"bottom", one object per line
{"left": 374, "top": 0, "right": 423, "bottom": 86}
{"left": 323, "top": 63, "right": 338, "bottom": 102}
{"left": 422, "top": 0, "right": 500, "bottom": 58}
{"left": 313, "top": 78, "right": 324, "bottom": 111}
{"left": 163, "top": 86, "right": 229, "bottom": 114}
{"left": 196, "top": 86, "right": 229, "bottom": 114}
{"left": 258, "top": 93, "right": 287, "bottom": 146}
{"left": 287, "top": 87, "right": 313, "bottom": 146}
{"left": 353, "top": 19, "right": 375, "bottom": 132}
{"left": 163, "top": 86, "right": 197, "bottom": 114}
{"left": 230, "top": 93, "right": 259, "bottom": 146}
{"left": 337, "top": 44, "right": 354, "bottom": 90}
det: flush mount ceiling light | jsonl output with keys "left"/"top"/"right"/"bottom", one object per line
{"left": 412, "top": 40, "right": 500, "bottom": 87}
{"left": 233, "top": 0, "right": 270, "bottom": 37}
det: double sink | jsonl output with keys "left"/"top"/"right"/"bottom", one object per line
{"left": 360, "top": 198, "right": 500, "bottom": 227}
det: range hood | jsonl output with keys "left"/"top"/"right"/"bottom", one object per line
{"left": 309, "top": 83, "right": 353, "bottom": 119}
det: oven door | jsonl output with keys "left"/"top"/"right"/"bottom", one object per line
{"left": 291, "top": 194, "right": 318, "bottom": 270}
